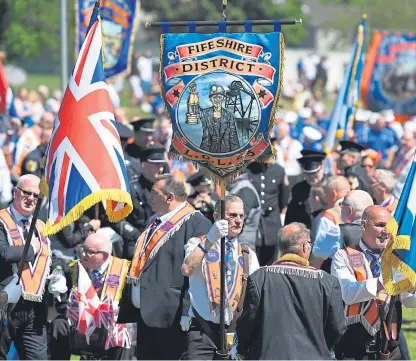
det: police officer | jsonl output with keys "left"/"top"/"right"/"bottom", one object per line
{"left": 246, "top": 162, "right": 290, "bottom": 266}
{"left": 120, "top": 144, "right": 166, "bottom": 259}
{"left": 336, "top": 141, "right": 372, "bottom": 193}
{"left": 285, "top": 150, "right": 327, "bottom": 229}
{"left": 187, "top": 172, "right": 218, "bottom": 223}
{"left": 21, "top": 127, "right": 53, "bottom": 177}
{"left": 125, "top": 117, "right": 155, "bottom": 159}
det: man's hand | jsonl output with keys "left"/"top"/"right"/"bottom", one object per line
{"left": 89, "top": 219, "right": 101, "bottom": 231}
{"left": 31, "top": 236, "right": 41, "bottom": 255}
{"left": 180, "top": 316, "right": 192, "bottom": 332}
{"left": 4, "top": 274, "right": 22, "bottom": 304}
{"left": 206, "top": 220, "right": 228, "bottom": 245}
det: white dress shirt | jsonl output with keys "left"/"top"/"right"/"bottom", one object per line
{"left": 278, "top": 136, "right": 303, "bottom": 176}
{"left": 131, "top": 202, "right": 187, "bottom": 309}
{"left": 185, "top": 236, "right": 260, "bottom": 325}
{"left": 331, "top": 240, "right": 416, "bottom": 307}
{"left": 312, "top": 199, "right": 343, "bottom": 259}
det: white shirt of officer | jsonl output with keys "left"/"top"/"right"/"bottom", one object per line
{"left": 131, "top": 201, "right": 187, "bottom": 308}
{"left": 183, "top": 200, "right": 260, "bottom": 325}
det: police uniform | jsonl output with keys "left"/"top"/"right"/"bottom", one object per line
{"left": 20, "top": 145, "right": 45, "bottom": 177}
{"left": 125, "top": 118, "right": 155, "bottom": 159}
{"left": 285, "top": 150, "right": 327, "bottom": 229}
{"left": 113, "top": 145, "right": 166, "bottom": 259}
{"left": 187, "top": 172, "right": 218, "bottom": 223}
{"left": 246, "top": 162, "right": 290, "bottom": 266}
{"left": 338, "top": 141, "right": 372, "bottom": 193}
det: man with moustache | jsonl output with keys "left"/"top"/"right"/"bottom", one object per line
{"left": 332, "top": 205, "right": 416, "bottom": 360}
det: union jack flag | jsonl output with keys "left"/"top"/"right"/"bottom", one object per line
{"left": 0, "top": 59, "right": 18, "bottom": 118}
{"left": 41, "top": 2, "right": 132, "bottom": 236}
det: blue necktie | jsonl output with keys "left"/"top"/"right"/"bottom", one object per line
{"left": 92, "top": 270, "right": 103, "bottom": 291}
{"left": 225, "top": 241, "right": 236, "bottom": 296}
{"left": 365, "top": 250, "right": 382, "bottom": 278}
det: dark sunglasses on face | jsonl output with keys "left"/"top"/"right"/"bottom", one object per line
{"left": 17, "top": 187, "right": 40, "bottom": 199}
{"left": 79, "top": 245, "right": 105, "bottom": 256}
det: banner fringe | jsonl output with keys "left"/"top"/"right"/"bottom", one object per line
{"left": 42, "top": 190, "right": 133, "bottom": 236}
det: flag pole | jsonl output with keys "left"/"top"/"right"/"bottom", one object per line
{"left": 379, "top": 295, "right": 399, "bottom": 359}
{"left": 219, "top": 185, "right": 227, "bottom": 357}
{"left": 60, "top": 0, "right": 68, "bottom": 94}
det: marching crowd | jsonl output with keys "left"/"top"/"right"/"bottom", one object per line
{"left": 0, "top": 62, "right": 416, "bottom": 361}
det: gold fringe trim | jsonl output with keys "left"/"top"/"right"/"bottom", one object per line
{"left": 161, "top": 32, "right": 285, "bottom": 185}
{"left": 42, "top": 189, "right": 133, "bottom": 237}
{"left": 382, "top": 217, "right": 416, "bottom": 295}
{"left": 266, "top": 265, "right": 323, "bottom": 279}
{"left": 346, "top": 314, "right": 379, "bottom": 336}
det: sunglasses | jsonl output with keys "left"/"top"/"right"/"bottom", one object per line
{"left": 79, "top": 245, "right": 106, "bottom": 256}
{"left": 17, "top": 187, "right": 40, "bottom": 199}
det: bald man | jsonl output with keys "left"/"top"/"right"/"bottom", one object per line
{"left": 310, "top": 176, "right": 351, "bottom": 270}
{"left": 235, "top": 223, "right": 345, "bottom": 359}
{"left": 50, "top": 233, "right": 132, "bottom": 360}
{"left": 0, "top": 174, "right": 51, "bottom": 360}
{"left": 332, "top": 205, "right": 416, "bottom": 360}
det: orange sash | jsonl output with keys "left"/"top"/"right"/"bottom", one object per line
{"left": 322, "top": 205, "right": 342, "bottom": 225}
{"left": 70, "top": 257, "right": 130, "bottom": 302}
{"left": 344, "top": 247, "right": 390, "bottom": 336}
{"left": 128, "top": 203, "right": 198, "bottom": 283}
{"left": 0, "top": 208, "right": 51, "bottom": 302}
{"left": 202, "top": 240, "right": 244, "bottom": 315}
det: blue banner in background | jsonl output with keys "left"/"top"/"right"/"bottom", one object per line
{"left": 160, "top": 32, "right": 284, "bottom": 181}
{"left": 76, "top": 0, "right": 140, "bottom": 79}
{"left": 363, "top": 32, "right": 416, "bottom": 116}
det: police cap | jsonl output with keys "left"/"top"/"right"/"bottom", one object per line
{"left": 297, "top": 150, "right": 326, "bottom": 173}
{"left": 138, "top": 144, "right": 166, "bottom": 163}
{"left": 130, "top": 117, "right": 155, "bottom": 133}
{"left": 339, "top": 140, "right": 365, "bottom": 154}
{"left": 187, "top": 172, "right": 212, "bottom": 187}
{"left": 117, "top": 123, "right": 134, "bottom": 140}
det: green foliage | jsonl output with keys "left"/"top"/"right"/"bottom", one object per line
{"left": 141, "top": 0, "right": 309, "bottom": 46}
{"left": 319, "top": 0, "right": 415, "bottom": 34}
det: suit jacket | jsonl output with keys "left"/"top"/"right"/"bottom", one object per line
{"left": 200, "top": 107, "right": 240, "bottom": 153}
{"left": 285, "top": 180, "right": 313, "bottom": 229}
{"left": 236, "top": 265, "right": 346, "bottom": 360}
{"left": 247, "top": 163, "right": 290, "bottom": 246}
{"left": 0, "top": 222, "right": 35, "bottom": 290}
{"left": 118, "top": 212, "right": 212, "bottom": 328}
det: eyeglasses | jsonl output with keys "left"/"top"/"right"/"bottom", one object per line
{"left": 17, "top": 187, "right": 39, "bottom": 199}
{"left": 79, "top": 245, "right": 105, "bottom": 256}
{"left": 226, "top": 212, "right": 245, "bottom": 220}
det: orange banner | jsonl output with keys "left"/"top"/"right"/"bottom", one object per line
{"left": 164, "top": 56, "right": 275, "bottom": 82}
{"left": 177, "top": 37, "right": 263, "bottom": 60}
{"left": 171, "top": 134, "right": 269, "bottom": 168}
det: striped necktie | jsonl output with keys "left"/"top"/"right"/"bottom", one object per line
{"left": 225, "top": 240, "right": 236, "bottom": 296}
{"left": 92, "top": 269, "right": 104, "bottom": 291}
{"left": 365, "top": 249, "right": 382, "bottom": 278}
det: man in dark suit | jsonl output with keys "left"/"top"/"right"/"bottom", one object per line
{"left": 246, "top": 162, "right": 290, "bottom": 265}
{"left": 235, "top": 222, "right": 346, "bottom": 360}
{"left": 118, "top": 174, "right": 212, "bottom": 359}
{"left": 200, "top": 85, "right": 240, "bottom": 153}
{"left": 285, "top": 150, "right": 327, "bottom": 229}
{"left": 0, "top": 174, "right": 51, "bottom": 360}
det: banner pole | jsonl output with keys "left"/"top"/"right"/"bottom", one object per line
{"left": 219, "top": 185, "right": 227, "bottom": 356}
{"left": 145, "top": 19, "right": 302, "bottom": 28}
{"left": 222, "top": 0, "right": 227, "bottom": 21}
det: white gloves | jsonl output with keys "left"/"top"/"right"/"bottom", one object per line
{"left": 4, "top": 275, "right": 22, "bottom": 304}
{"left": 47, "top": 268, "right": 68, "bottom": 302}
{"left": 206, "top": 220, "right": 228, "bottom": 244}
{"left": 180, "top": 316, "right": 192, "bottom": 332}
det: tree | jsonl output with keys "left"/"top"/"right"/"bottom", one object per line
{"left": 319, "top": 0, "right": 415, "bottom": 37}
{"left": 141, "top": 0, "right": 309, "bottom": 46}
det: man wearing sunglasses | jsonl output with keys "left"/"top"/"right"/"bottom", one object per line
{"left": 0, "top": 174, "right": 51, "bottom": 360}
{"left": 332, "top": 205, "right": 416, "bottom": 360}
{"left": 181, "top": 195, "right": 260, "bottom": 360}
{"left": 49, "top": 233, "right": 132, "bottom": 360}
